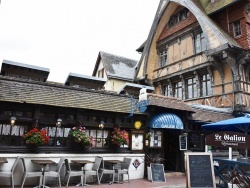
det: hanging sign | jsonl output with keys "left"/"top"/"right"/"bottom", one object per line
{"left": 205, "top": 131, "right": 250, "bottom": 149}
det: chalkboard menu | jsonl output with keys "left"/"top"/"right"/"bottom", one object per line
{"left": 179, "top": 135, "right": 187, "bottom": 150}
{"left": 186, "top": 153, "right": 216, "bottom": 188}
{"left": 150, "top": 163, "right": 166, "bottom": 182}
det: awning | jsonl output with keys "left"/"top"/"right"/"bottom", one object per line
{"left": 149, "top": 113, "right": 183, "bottom": 129}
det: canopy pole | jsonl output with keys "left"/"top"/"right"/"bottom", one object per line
{"left": 229, "top": 147, "right": 232, "bottom": 160}
{"left": 205, "top": 145, "right": 208, "bottom": 152}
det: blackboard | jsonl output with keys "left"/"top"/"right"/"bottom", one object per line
{"left": 186, "top": 153, "right": 216, "bottom": 188}
{"left": 179, "top": 135, "right": 187, "bottom": 150}
{"left": 150, "top": 163, "right": 166, "bottom": 182}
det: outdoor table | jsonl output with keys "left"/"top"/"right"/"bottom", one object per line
{"left": 104, "top": 160, "right": 125, "bottom": 183}
{"left": 31, "top": 159, "right": 56, "bottom": 188}
{"left": 0, "top": 157, "right": 8, "bottom": 163}
{"left": 103, "top": 160, "right": 124, "bottom": 169}
{"left": 213, "top": 158, "right": 250, "bottom": 187}
{"left": 71, "top": 159, "right": 94, "bottom": 186}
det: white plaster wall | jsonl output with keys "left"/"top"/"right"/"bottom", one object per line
{"left": 0, "top": 153, "right": 145, "bottom": 186}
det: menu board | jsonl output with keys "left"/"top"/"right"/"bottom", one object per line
{"left": 179, "top": 135, "right": 187, "bottom": 150}
{"left": 150, "top": 163, "right": 166, "bottom": 182}
{"left": 186, "top": 152, "right": 215, "bottom": 188}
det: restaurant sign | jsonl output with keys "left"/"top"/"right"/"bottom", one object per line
{"left": 205, "top": 131, "right": 250, "bottom": 149}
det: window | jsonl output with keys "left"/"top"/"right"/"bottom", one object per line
{"left": 173, "top": 81, "right": 182, "bottom": 99}
{"left": 233, "top": 21, "right": 242, "bottom": 37}
{"left": 164, "top": 84, "right": 171, "bottom": 96}
{"left": 98, "top": 68, "right": 104, "bottom": 78}
{"left": 195, "top": 32, "right": 206, "bottom": 53}
{"left": 201, "top": 74, "right": 212, "bottom": 96}
{"left": 159, "top": 49, "right": 168, "bottom": 67}
{"left": 169, "top": 8, "right": 188, "bottom": 27}
{"left": 87, "top": 129, "right": 109, "bottom": 147}
{"left": 186, "top": 77, "right": 197, "bottom": 99}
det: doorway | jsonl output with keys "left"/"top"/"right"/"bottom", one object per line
{"left": 164, "top": 129, "right": 182, "bottom": 171}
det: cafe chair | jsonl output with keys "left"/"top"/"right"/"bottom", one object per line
{"left": 115, "top": 157, "right": 132, "bottom": 183}
{"left": 64, "top": 158, "right": 84, "bottom": 187}
{"left": 0, "top": 156, "right": 20, "bottom": 188}
{"left": 99, "top": 160, "right": 115, "bottom": 184}
{"left": 43, "top": 157, "right": 65, "bottom": 188}
{"left": 20, "top": 157, "right": 43, "bottom": 188}
{"left": 83, "top": 156, "right": 102, "bottom": 185}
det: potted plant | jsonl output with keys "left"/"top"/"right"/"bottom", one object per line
{"left": 111, "top": 128, "right": 129, "bottom": 147}
{"left": 22, "top": 128, "right": 50, "bottom": 152}
{"left": 68, "top": 126, "right": 93, "bottom": 152}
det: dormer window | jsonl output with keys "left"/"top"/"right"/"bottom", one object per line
{"left": 169, "top": 8, "right": 188, "bottom": 27}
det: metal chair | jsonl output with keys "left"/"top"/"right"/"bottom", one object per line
{"left": 115, "top": 157, "right": 132, "bottom": 183}
{"left": 0, "top": 156, "right": 20, "bottom": 188}
{"left": 83, "top": 156, "right": 102, "bottom": 185}
{"left": 64, "top": 158, "right": 84, "bottom": 187}
{"left": 43, "top": 157, "right": 65, "bottom": 188}
{"left": 100, "top": 160, "right": 115, "bottom": 184}
{"left": 20, "top": 157, "right": 43, "bottom": 188}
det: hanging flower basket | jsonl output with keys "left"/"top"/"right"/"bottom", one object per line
{"left": 111, "top": 128, "right": 129, "bottom": 147}
{"left": 68, "top": 126, "right": 93, "bottom": 152}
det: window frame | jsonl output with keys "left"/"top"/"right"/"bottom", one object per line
{"left": 195, "top": 32, "right": 206, "bottom": 54}
{"left": 186, "top": 77, "right": 197, "bottom": 99}
{"left": 201, "top": 74, "right": 212, "bottom": 97}
{"left": 233, "top": 20, "right": 242, "bottom": 37}
{"left": 158, "top": 48, "right": 168, "bottom": 68}
{"left": 173, "top": 81, "right": 182, "bottom": 99}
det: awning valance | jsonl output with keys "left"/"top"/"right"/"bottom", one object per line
{"left": 149, "top": 113, "right": 183, "bottom": 129}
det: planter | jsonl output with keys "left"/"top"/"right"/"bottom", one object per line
{"left": 147, "top": 166, "right": 152, "bottom": 181}
{"left": 26, "top": 144, "right": 39, "bottom": 153}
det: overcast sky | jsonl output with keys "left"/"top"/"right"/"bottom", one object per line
{"left": 0, "top": 0, "right": 159, "bottom": 83}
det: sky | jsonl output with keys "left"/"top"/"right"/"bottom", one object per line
{"left": 0, "top": 0, "right": 159, "bottom": 83}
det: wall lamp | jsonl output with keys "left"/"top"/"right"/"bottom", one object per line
{"left": 99, "top": 121, "right": 105, "bottom": 129}
{"left": 33, "top": 118, "right": 39, "bottom": 127}
{"left": 10, "top": 116, "right": 16, "bottom": 125}
{"left": 56, "top": 118, "right": 62, "bottom": 127}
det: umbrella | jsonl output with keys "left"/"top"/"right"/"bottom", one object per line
{"left": 202, "top": 114, "right": 250, "bottom": 134}
{"left": 202, "top": 114, "right": 250, "bottom": 158}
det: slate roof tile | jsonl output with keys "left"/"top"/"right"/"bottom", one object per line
{"left": 0, "top": 77, "right": 138, "bottom": 114}
{"left": 147, "top": 94, "right": 195, "bottom": 112}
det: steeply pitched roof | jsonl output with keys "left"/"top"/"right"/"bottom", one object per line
{"left": 196, "top": 0, "right": 240, "bottom": 15}
{"left": 0, "top": 76, "right": 139, "bottom": 114}
{"left": 93, "top": 51, "right": 138, "bottom": 81}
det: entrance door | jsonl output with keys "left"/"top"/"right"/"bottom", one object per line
{"left": 164, "top": 129, "right": 182, "bottom": 171}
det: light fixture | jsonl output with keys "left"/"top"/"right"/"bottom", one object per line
{"left": 99, "top": 121, "right": 105, "bottom": 129}
{"left": 134, "top": 121, "right": 142, "bottom": 129}
{"left": 33, "top": 118, "right": 39, "bottom": 127}
{"left": 10, "top": 116, "right": 16, "bottom": 125}
{"left": 56, "top": 118, "right": 62, "bottom": 127}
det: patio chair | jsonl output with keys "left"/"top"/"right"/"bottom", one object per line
{"left": 43, "top": 157, "right": 65, "bottom": 188}
{"left": 20, "top": 157, "right": 43, "bottom": 188}
{"left": 115, "top": 157, "right": 132, "bottom": 183}
{"left": 0, "top": 156, "right": 20, "bottom": 188}
{"left": 100, "top": 160, "right": 115, "bottom": 184}
{"left": 83, "top": 156, "right": 102, "bottom": 185}
{"left": 64, "top": 158, "right": 84, "bottom": 187}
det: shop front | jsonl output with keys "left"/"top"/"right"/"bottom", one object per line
{"left": 147, "top": 113, "right": 185, "bottom": 172}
